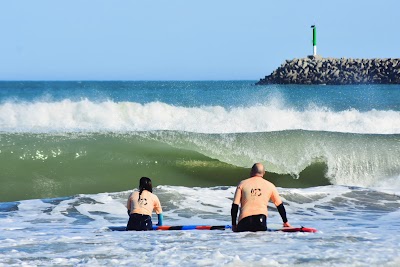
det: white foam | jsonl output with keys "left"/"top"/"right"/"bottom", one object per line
{"left": 1, "top": 186, "right": 400, "bottom": 266}
{"left": 372, "top": 175, "right": 400, "bottom": 195}
{"left": 0, "top": 99, "right": 399, "bottom": 134}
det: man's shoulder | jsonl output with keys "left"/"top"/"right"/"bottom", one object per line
{"left": 263, "top": 179, "right": 275, "bottom": 187}
{"left": 240, "top": 177, "right": 276, "bottom": 187}
{"left": 238, "top": 177, "right": 253, "bottom": 186}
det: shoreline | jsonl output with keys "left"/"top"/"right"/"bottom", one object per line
{"left": 256, "top": 57, "right": 400, "bottom": 85}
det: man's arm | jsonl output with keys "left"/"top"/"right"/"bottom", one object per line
{"left": 231, "top": 203, "right": 239, "bottom": 231}
{"left": 231, "top": 185, "right": 242, "bottom": 232}
{"left": 271, "top": 187, "right": 291, "bottom": 227}
{"left": 277, "top": 203, "right": 290, "bottom": 227}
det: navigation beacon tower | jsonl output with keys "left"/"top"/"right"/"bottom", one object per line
{"left": 311, "top": 25, "right": 317, "bottom": 56}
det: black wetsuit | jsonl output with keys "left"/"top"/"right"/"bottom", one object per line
{"left": 126, "top": 213, "right": 153, "bottom": 231}
{"left": 237, "top": 214, "right": 267, "bottom": 232}
{"left": 231, "top": 202, "right": 288, "bottom": 232}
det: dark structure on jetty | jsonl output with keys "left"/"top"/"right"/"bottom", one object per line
{"left": 257, "top": 25, "right": 400, "bottom": 85}
{"left": 256, "top": 57, "right": 400, "bottom": 85}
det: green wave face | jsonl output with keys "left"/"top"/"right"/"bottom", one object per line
{"left": 143, "top": 131, "right": 400, "bottom": 186}
{"left": 0, "top": 133, "right": 249, "bottom": 202}
{"left": 1, "top": 131, "right": 399, "bottom": 201}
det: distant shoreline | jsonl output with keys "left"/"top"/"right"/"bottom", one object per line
{"left": 256, "top": 57, "right": 400, "bottom": 85}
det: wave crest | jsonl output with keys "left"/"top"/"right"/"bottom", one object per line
{"left": 0, "top": 99, "right": 399, "bottom": 134}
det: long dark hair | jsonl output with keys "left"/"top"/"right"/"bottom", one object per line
{"left": 138, "top": 177, "right": 153, "bottom": 201}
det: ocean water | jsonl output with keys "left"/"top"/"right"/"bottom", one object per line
{"left": 0, "top": 81, "right": 399, "bottom": 266}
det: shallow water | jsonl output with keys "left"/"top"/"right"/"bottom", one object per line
{"left": 1, "top": 186, "right": 399, "bottom": 266}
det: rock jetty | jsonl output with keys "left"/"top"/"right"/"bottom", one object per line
{"left": 256, "top": 57, "right": 400, "bottom": 85}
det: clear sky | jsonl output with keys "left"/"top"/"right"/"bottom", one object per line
{"left": 0, "top": 0, "right": 399, "bottom": 80}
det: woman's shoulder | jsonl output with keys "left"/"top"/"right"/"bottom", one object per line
{"left": 148, "top": 191, "right": 160, "bottom": 200}
{"left": 129, "top": 190, "right": 139, "bottom": 198}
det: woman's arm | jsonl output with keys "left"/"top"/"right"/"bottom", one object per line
{"left": 154, "top": 194, "right": 163, "bottom": 225}
{"left": 157, "top": 213, "right": 163, "bottom": 226}
{"left": 126, "top": 193, "right": 132, "bottom": 215}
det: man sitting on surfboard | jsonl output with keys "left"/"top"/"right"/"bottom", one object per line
{"left": 231, "top": 163, "right": 291, "bottom": 232}
{"left": 126, "top": 177, "right": 163, "bottom": 231}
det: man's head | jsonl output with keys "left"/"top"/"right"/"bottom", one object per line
{"left": 250, "top": 163, "right": 265, "bottom": 177}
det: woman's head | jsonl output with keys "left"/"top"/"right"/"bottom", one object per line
{"left": 139, "top": 177, "right": 153, "bottom": 193}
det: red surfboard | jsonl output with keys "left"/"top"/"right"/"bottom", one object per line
{"left": 271, "top": 226, "right": 317, "bottom": 233}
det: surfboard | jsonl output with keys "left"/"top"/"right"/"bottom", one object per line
{"left": 108, "top": 225, "right": 317, "bottom": 232}
{"left": 269, "top": 226, "right": 317, "bottom": 233}
{"left": 107, "top": 225, "right": 227, "bottom": 231}
{"left": 153, "top": 225, "right": 227, "bottom": 230}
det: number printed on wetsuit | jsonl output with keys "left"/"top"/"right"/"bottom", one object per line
{"left": 251, "top": 188, "right": 262, "bottom": 196}
{"left": 139, "top": 198, "right": 148, "bottom": 206}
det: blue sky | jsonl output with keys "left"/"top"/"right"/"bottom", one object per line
{"left": 0, "top": 0, "right": 399, "bottom": 80}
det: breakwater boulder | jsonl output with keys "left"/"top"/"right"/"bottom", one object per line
{"left": 256, "top": 57, "right": 400, "bottom": 85}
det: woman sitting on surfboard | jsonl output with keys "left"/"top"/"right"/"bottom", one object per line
{"left": 231, "top": 163, "right": 291, "bottom": 232}
{"left": 126, "top": 177, "right": 163, "bottom": 231}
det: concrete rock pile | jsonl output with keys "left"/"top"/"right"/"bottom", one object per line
{"left": 256, "top": 57, "right": 400, "bottom": 85}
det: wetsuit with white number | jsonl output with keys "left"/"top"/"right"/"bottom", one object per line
{"left": 126, "top": 190, "right": 162, "bottom": 231}
{"left": 233, "top": 176, "right": 283, "bottom": 232}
